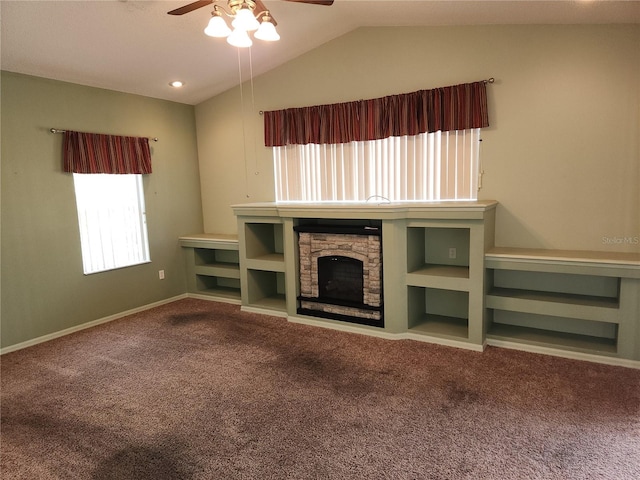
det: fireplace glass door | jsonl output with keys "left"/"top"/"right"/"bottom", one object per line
{"left": 317, "top": 256, "right": 364, "bottom": 305}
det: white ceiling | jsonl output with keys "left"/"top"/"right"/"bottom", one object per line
{"left": 2, "top": 0, "right": 639, "bottom": 105}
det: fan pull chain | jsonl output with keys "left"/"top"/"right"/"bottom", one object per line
{"left": 249, "top": 47, "right": 260, "bottom": 175}
{"left": 237, "top": 47, "right": 250, "bottom": 198}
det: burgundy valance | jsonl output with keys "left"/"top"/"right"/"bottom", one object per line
{"left": 63, "top": 131, "right": 152, "bottom": 174}
{"left": 263, "top": 81, "right": 489, "bottom": 147}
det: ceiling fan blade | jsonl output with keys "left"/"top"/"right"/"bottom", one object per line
{"left": 168, "top": 0, "right": 214, "bottom": 15}
{"left": 283, "top": 0, "right": 334, "bottom": 5}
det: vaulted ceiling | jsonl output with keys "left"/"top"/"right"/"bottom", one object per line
{"left": 2, "top": 1, "right": 639, "bottom": 105}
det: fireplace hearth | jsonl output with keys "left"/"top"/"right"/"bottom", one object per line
{"left": 295, "top": 224, "right": 383, "bottom": 328}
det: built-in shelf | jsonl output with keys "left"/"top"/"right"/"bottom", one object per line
{"left": 246, "top": 269, "right": 287, "bottom": 313}
{"left": 179, "top": 234, "right": 241, "bottom": 304}
{"left": 245, "top": 253, "right": 285, "bottom": 272}
{"left": 248, "top": 294, "right": 287, "bottom": 312}
{"left": 487, "top": 323, "right": 618, "bottom": 356}
{"left": 406, "top": 265, "right": 470, "bottom": 291}
{"left": 195, "top": 275, "right": 242, "bottom": 302}
{"left": 487, "top": 287, "right": 619, "bottom": 323}
{"left": 485, "top": 247, "right": 640, "bottom": 277}
{"left": 407, "top": 227, "right": 471, "bottom": 270}
{"left": 245, "top": 223, "right": 284, "bottom": 259}
{"left": 485, "top": 247, "right": 640, "bottom": 361}
{"left": 405, "top": 221, "right": 485, "bottom": 346}
{"left": 407, "top": 285, "right": 470, "bottom": 341}
{"left": 194, "top": 263, "right": 240, "bottom": 279}
{"left": 180, "top": 233, "right": 239, "bottom": 249}
{"left": 228, "top": 202, "right": 639, "bottom": 364}
{"left": 408, "top": 314, "right": 469, "bottom": 340}
{"left": 239, "top": 220, "right": 288, "bottom": 313}
{"left": 408, "top": 264, "right": 470, "bottom": 278}
{"left": 487, "top": 287, "right": 619, "bottom": 308}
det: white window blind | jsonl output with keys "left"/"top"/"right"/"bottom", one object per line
{"left": 73, "top": 174, "right": 150, "bottom": 274}
{"left": 273, "top": 129, "right": 480, "bottom": 203}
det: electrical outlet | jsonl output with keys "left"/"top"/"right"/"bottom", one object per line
{"left": 448, "top": 248, "right": 457, "bottom": 259}
{"left": 159, "top": 270, "right": 165, "bottom": 280}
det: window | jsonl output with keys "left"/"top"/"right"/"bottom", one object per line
{"left": 264, "top": 80, "right": 489, "bottom": 203}
{"left": 273, "top": 129, "right": 480, "bottom": 203}
{"left": 72, "top": 174, "right": 150, "bottom": 274}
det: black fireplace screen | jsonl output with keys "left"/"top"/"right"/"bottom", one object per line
{"left": 317, "top": 256, "right": 364, "bottom": 304}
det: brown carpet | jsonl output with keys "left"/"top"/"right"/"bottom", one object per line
{"left": 1, "top": 298, "right": 639, "bottom": 479}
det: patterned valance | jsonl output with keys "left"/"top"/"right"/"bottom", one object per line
{"left": 63, "top": 131, "right": 152, "bottom": 174}
{"left": 263, "top": 81, "right": 489, "bottom": 147}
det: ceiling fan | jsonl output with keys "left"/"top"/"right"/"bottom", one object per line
{"left": 168, "top": 0, "right": 333, "bottom": 47}
{"left": 168, "top": 0, "right": 334, "bottom": 18}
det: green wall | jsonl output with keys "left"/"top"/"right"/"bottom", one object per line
{"left": 1, "top": 72, "right": 203, "bottom": 349}
{"left": 195, "top": 25, "right": 640, "bottom": 253}
{"left": 2, "top": 24, "right": 639, "bottom": 351}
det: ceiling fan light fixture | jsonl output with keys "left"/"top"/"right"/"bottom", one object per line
{"left": 170, "top": 0, "right": 337, "bottom": 47}
{"left": 204, "top": 13, "right": 232, "bottom": 37}
{"left": 232, "top": 6, "right": 260, "bottom": 32}
{"left": 227, "top": 28, "right": 253, "bottom": 48}
{"left": 254, "top": 14, "right": 279, "bottom": 42}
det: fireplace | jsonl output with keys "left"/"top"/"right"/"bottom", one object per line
{"left": 319, "top": 256, "right": 364, "bottom": 304}
{"left": 295, "top": 224, "right": 383, "bottom": 328}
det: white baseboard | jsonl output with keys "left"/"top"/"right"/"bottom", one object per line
{"left": 1, "top": 294, "right": 188, "bottom": 355}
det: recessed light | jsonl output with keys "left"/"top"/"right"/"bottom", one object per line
{"left": 169, "top": 81, "right": 184, "bottom": 88}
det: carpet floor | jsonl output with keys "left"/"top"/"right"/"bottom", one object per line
{"left": 1, "top": 298, "right": 639, "bottom": 479}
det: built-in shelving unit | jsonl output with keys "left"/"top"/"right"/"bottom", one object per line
{"left": 245, "top": 223, "right": 285, "bottom": 266}
{"left": 405, "top": 221, "right": 492, "bottom": 349}
{"left": 181, "top": 203, "right": 640, "bottom": 366}
{"left": 407, "top": 286, "right": 470, "bottom": 340}
{"left": 179, "top": 234, "right": 241, "bottom": 303}
{"left": 232, "top": 201, "right": 497, "bottom": 349}
{"left": 485, "top": 248, "right": 640, "bottom": 360}
{"left": 180, "top": 201, "right": 640, "bottom": 365}
{"left": 238, "top": 218, "right": 287, "bottom": 315}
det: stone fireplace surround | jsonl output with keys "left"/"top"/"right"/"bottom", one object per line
{"left": 295, "top": 224, "right": 383, "bottom": 327}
